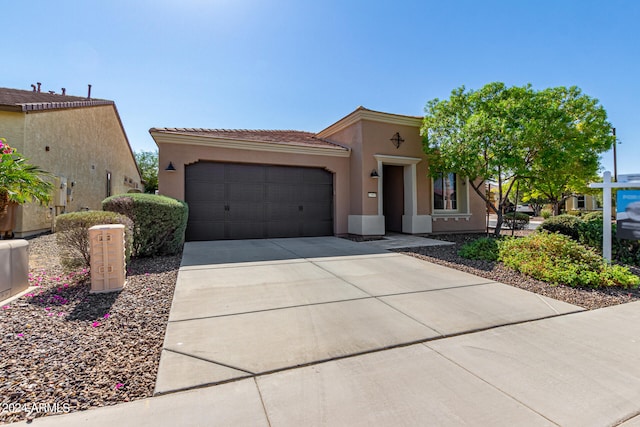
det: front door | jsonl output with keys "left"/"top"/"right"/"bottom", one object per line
{"left": 382, "top": 165, "right": 404, "bottom": 233}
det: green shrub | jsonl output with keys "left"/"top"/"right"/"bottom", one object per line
{"left": 102, "top": 193, "right": 188, "bottom": 257}
{"left": 498, "top": 233, "right": 639, "bottom": 288}
{"left": 503, "top": 212, "right": 530, "bottom": 229}
{"left": 539, "top": 214, "right": 582, "bottom": 239}
{"left": 55, "top": 210, "right": 134, "bottom": 270}
{"left": 582, "top": 211, "right": 604, "bottom": 222}
{"left": 577, "top": 214, "right": 640, "bottom": 266}
{"left": 566, "top": 210, "right": 583, "bottom": 217}
{"left": 541, "top": 209, "right": 552, "bottom": 219}
{"left": 458, "top": 237, "right": 499, "bottom": 261}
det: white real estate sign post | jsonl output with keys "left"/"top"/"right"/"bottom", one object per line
{"left": 589, "top": 171, "right": 640, "bottom": 262}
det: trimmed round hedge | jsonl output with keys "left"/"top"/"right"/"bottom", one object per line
{"left": 102, "top": 193, "right": 188, "bottom": 257}
{"left": 539, "top": 214, "right": 582, "bottom": 239}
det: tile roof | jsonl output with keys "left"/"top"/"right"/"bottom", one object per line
{"left": 150, "top": 128, "right": 348, "bottom": 150}
{"left": 0, "top": 87, "right": 113, "bottom": 112}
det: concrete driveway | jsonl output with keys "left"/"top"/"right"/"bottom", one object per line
{"left": 154, "top": 236, "right": 581, "bottom": 394}
{"left": 16, "top": 236, "right": 640, "bottom": 426}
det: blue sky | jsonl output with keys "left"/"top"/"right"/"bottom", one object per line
{"left": 3, "top": 0, "right": 639, "bottom": 175}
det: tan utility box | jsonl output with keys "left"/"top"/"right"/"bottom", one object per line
{"left": 89, "top": 224, "right": 126, "bottom": 293}
{"left": 0, "top": 240, "right": 29, "bottom": 301}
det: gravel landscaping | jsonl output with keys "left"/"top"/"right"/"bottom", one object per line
{"left": 395, "top": 232, "right": 640, "bottom": 310}
{"left": 0, "top": 233, "right": 180, "bottom": 424}
{"left": 2, "top": 230, "right": 639, "bottom": 423}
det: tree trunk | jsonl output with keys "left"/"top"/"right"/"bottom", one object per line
{"left": 494, "top": 211, "right": 504, "bottom": 236}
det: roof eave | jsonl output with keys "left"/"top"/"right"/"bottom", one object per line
{"left": 150, "top": 130, "right": 351, "bottom": 158}
{"left": 317, "top": 107, "right": 423, "bottom": 139}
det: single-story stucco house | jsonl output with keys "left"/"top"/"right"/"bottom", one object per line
{"left": 150, "top": 107, "right": 486, "bottom": 241}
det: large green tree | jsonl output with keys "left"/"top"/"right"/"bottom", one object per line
{"left": 522, "top": 86, "right": 614, "bottom": 215}
{"left": 422, "top": 82, "right": 614, "bottom": 233}
{"left": 134, "top": 150, "right": 158, "bottom": 194}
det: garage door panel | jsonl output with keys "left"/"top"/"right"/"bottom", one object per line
{"left": 227, "top": 183, "right": 265, "bottom": 202}
{"left": 301, "top": 202, "right": 333, "bottom": 220}
{"left": 228, "top": 202, "right": 265, "bottom": 222}
{"left": 186, "top": 162, "right": 224, "bottom": 181}
{"left": 186, "top": 221, "right": 225, "bottom": 241}
{"left": 266, "top": 203, "right": 300, "bottom": 218}
{"left": 185, "top": 162, "right": 333, "bottom": 241}
{"left": 300, "top": 184, "right": 333, "bottom": 202}
{"left": 265, "top": 184, "right": 301, "bottom": 203}
{"left": 186, "top": 182, "right": 225, "bottom": 202}
{"left": 266, "top": 166, "right": 304, "bottom": 183}
{"left": 302, "top": 220, "right": 333, "bottom": 237}
{"left": 225, "top": 163, "right": 265, "bottom": 183}
{"left": 188, "top": 201, "right": 226, "bottom": 221}
{"left": 303, "top": 168, "right": 332, "bottom": 183}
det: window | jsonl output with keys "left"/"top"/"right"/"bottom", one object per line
{"left": 106, "top": 171, "right": 112, "bottom": 197}
{"left": 576, "top": 195, "right": 586, "bottom": 209}
{"left": 433, "top": 172, "right": 457, "bottom": 210}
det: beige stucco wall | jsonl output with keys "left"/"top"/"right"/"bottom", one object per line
{"left": 156, "top": 140, "right": 351, "bottom": 235}
{"left": 323, "top": 116, "right": 485, "bottom": 234}
{"left": 318, "top": 123, "right": 364, "bottom": 214}
{"left": 359, "top": 120, "right": 429, "bottom": 216}
{"left": 0, "top": 111, "right": 26, "bottom": 151}
{"left": 0, "top": 105, "right": 141, "bottom": 236}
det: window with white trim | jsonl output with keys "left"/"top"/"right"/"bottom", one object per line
{"left": 576, "top": 195, "right": 586, "bottom": 209}
{"left": 433, "top": 172, "right": 457, "bottom": 210}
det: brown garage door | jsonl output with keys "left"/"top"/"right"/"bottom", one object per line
{"left": 185, "top": 161, "right": 333, "bottom": 241}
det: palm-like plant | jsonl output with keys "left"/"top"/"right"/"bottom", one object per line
{"left": 0, "top": 137, "right": 52, "bottom": 212}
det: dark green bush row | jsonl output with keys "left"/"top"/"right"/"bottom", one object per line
{"left": 55, "top": 211, "right": 133, "bottom": 270}
{"left": 103, "top": 193, "right": 188, "bottom": 257}
{"left": 539, "top": 214, "right": 582, "bottom": 239}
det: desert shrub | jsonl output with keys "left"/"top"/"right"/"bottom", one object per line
{"left": 55, "top": 210, "right": 133, "bottom": 270}
{"left": 498, "top": 233, "right": 639, "bottom": 288}
{"left": 458, "top": 237, "right": 499, "bottom": 261}
{"left": 503, "top": 212, "right": 530, "bottom": 230}
{"left": 541, "top": 209, "right": 552, "bottom": 219}
{"left": 102, "top": 193, "right": 188, "bottom": 257}
{"left": 539, "top": 214, "right": 582, "bottom": 239}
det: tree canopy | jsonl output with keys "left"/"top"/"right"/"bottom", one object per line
{"left": 134, "top": 150, "right": 158, "bottom": 194}
{"left": 421, "top": 82, "right": 615, "bottom": 233}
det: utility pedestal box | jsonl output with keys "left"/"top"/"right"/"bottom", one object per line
{"left": 0, "top": 240, "right": 29, "bottom": 301}
{"left": 89, "top": 224, "right": 126, "bottom": 293}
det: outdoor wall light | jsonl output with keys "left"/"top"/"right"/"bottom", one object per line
{"left": 165, "top": 162, "right": 177, "bottom": 172}
{"left": 370, "top": 169, "right": 379, "bottom": 178}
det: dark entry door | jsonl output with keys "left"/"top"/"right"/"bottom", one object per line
{"left": 185, "top": 162, "right": 333, "bottom": 241}
{"left": 383, "top": 165, "right": 404, "bottom": 233}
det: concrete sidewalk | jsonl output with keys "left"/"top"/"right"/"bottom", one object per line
{"left": 12, "top": 236, "right": 640, "bottom": 426}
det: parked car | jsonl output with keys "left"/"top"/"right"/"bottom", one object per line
{"left": 516, "top": 204, "right": 535, "bottom": 215}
